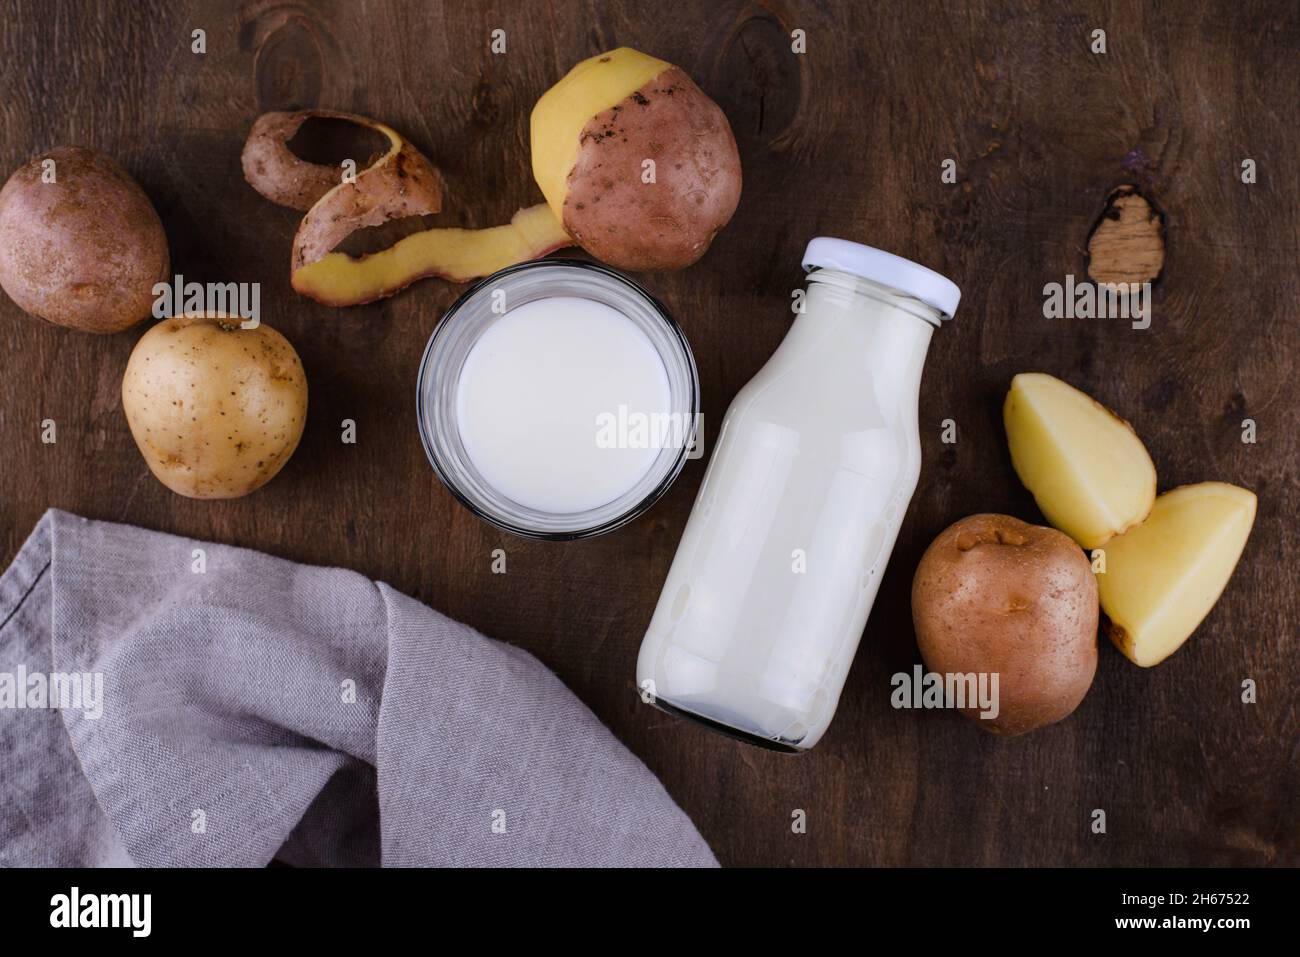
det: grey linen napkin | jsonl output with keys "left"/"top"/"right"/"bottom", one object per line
{"left": 0, "top": 509, "right": 716, "bottom": 867}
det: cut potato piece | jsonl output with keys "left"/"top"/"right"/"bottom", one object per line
{"left": 1098, "top": 482, "right": 1256, "bottom": 666}
{"left": 1004, "top": 372, "right": 1156, "bottom": 548}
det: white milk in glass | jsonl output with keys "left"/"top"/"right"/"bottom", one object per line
{"left": 637, "top": 239, "right": 960, "bottom": 751}
{"left": 456, "top": 296, "right": 671, "bottom": 514}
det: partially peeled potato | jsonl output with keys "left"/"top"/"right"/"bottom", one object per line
{"left": 241, "top": 48, "right": 741, "bottom": 306}
{"left": 531, "top": 47, "right": 742, "bottom": 271}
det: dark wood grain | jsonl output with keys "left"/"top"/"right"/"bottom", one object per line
{"left": 1, "top": 0, "right": 1296, "bottom": 867}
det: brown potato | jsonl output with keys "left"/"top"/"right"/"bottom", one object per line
{"left": 562, "top": 66, "right": 741, "bottom": 270}
{"left": 122, "top": 316, "right": 307, "bottom": 498}
{"left": 911, "top": 513, "right": 1098, "bottom": 736}
{"left": 0, "top": 147, "right": 169, "bottom": 333}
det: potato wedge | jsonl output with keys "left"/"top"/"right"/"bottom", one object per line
{"left": 1098, "top": 482, "right": 1256, "bottom": 666}
{"left": 1004, "top": 372, "right": 1156, "bottom": 548}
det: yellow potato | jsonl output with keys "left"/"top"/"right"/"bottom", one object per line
{"left": 1098, "top": 482, "right": 1256, "bottom": 666}
{"left": 1004, "top": 372, "right": 1156, "bottom": 548}
{"left": 122, "top": 316, "right": 308, "bottom": 498}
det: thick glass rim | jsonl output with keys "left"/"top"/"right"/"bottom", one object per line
{"left": 415, "top": 257, "right": 700, "bottom": 541}
{"left": 806, "top": 267, "right": 946, "bottom": 328}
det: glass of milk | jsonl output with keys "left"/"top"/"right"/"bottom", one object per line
{"left": 417, "top": 260, "right": 699, "bottom": 539}
{"left": 637, "top": 238, "right": 961, "bottom": 751}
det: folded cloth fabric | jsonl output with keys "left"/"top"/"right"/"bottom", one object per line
{"left": 0, "top": 509, "right": 716, "bottom": 867}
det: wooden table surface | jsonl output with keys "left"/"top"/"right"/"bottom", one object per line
{"left": 2, "top": 0, "right": 1296, "bottom": 867}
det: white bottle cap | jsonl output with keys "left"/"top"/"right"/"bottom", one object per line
{"left": 802, "top": 237, "right": 961, "bottom": 319}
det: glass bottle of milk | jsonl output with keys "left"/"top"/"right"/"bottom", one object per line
{"left": 637, "top": 238, "right": 960, "bottom": 751}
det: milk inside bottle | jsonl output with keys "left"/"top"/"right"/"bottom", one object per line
{"left": 636, "top": 238, "right": 960, "bottom": 750}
